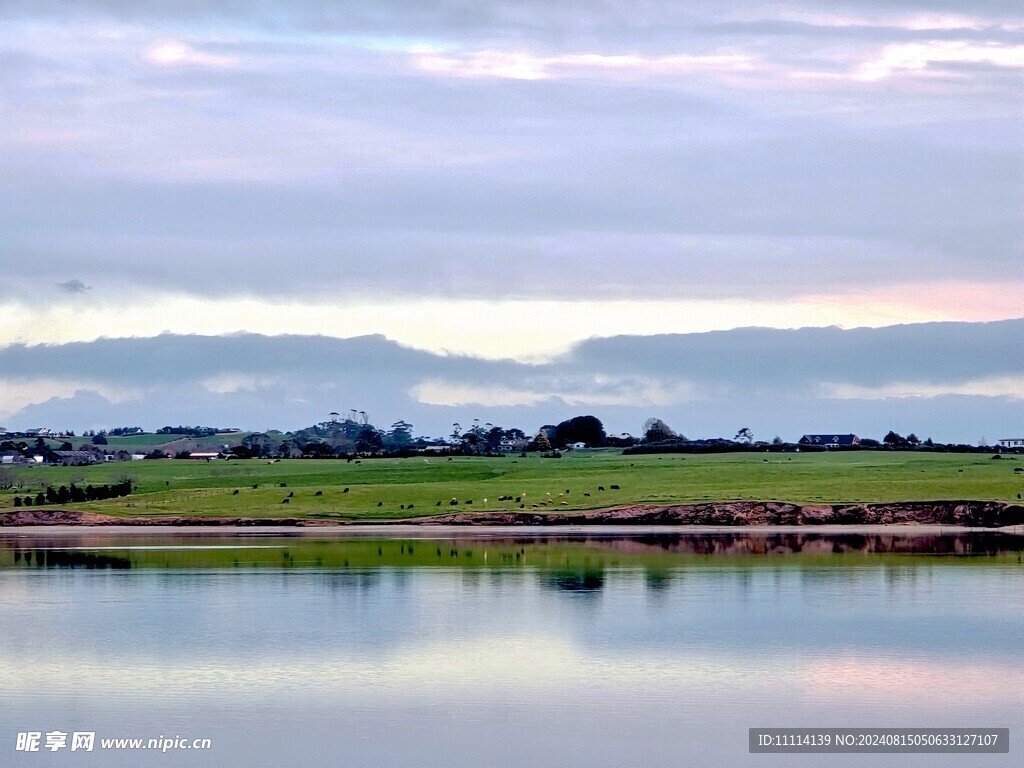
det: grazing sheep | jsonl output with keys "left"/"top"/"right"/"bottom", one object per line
{"left": 565, "top": 489, "right": 570, "bottom": 494}
{"left": 436, "top": 500, "right": 442, "bottom": 506}
{"left": 279, "top": 482, "right": 287, "bottom": 487}
{"left": 584, "top": 492, "right": 591, "bottom": 497}
{"left": 515, "top": 497, "right": 521, "bottom": 503}
{"left": 465, "top": 500, "right": 473, "bottom": 505}
{"left": 450, "top": 498, "right": 458, "bottom": 506}
{"left": 315, "top": 490, "right": 323, "bottom": 496}
{"left": 560, "top": 501, "right": 568, "bottom": 505}
{"left": 378, "top": 501, "right": 383, "bottom": 507}
{"left": 400, "top": 504, "right": 405, "bottom": 510}
{"left": 598, "top": 486, "right": 605, "bottom": 491}
{"left": 232, "top": 489, "right": 239, "bottom": 495}
{"left": 281, "top": 498, "right": 290, "bottom": 504}
{"left": 408, "top": 504, "right": 414, "bottom": 509}
{"left": 610, "top": 484, "right": 620, "bottom": 490}
{"left": 343, "top": 487, "right": 350, "bottom": 493}
{"left": 287, "top": 491, "right": 294, "bottom": 497}
{"left": 252, "top": 484, "right": 258, "bottom": 489}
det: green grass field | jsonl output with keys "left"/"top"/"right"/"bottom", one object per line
{"left": 2, "top": 449, "right": 1020, "bottom": 521}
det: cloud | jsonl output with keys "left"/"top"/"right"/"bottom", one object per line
{"left": 0, "top": 0, "right": 1019, "bottom": 370}
{"left": 413, "top": 50, "right": 754, "bottom": 80}
{"left": 0, "top": 320, "right": 1018, "bottom": 442}
{"left": 56, "top": 279, "right": 91, "bottom": 293}
{"left": 818, "top": 375, "right": 1023, "bottom": 400}
{"left": 0, "top": 285, "right": 1017, "bottom": 361}
{"left": 410, "top": 377, "right": 699, "bottom": 407}
{"left": 143, "top": 40, "right": 239, "bottom": 68}
{"left": 856, "top": 40, "right": 1024, "bottom": 80}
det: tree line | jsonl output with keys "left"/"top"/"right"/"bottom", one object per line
{"left": 12, "top": 481, "right": 133, "bottom": 508}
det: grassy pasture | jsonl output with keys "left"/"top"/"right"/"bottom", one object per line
{"left": 1, "top": 450, "right": 1019, "bottom": 521}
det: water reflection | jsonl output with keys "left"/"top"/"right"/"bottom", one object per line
{"left": 2, "top": 530, "right": 1021, "bottom": 577}
{"left": 0, "top": 530, "right": 1020, "bottom": 768}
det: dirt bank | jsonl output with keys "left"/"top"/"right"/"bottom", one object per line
{"left": 412, "top": 500, "right": 1023, "bottom": 527}
{"left": 1, "top": 500, "right": 1021, "bottom": 527}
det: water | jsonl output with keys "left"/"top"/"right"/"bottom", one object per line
{"left": 0, "top": 529, "right": 1021, "bottom": 767}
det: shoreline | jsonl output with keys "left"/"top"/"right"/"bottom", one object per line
{"left": 1, "top": 499, "right": 1021, "bottom": 530}
{"left": 2, "top": 523, "right": 1023, "bottom": 537}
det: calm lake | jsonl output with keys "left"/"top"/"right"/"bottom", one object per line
{"left": 0, "top": 527, "right": 1021, "bottom": 767}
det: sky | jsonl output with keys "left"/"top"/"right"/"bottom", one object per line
{"left": 0, "top": 0, "right": 1020, "bottom": 439}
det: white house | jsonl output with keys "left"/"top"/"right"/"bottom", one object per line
{"left": 997, "top": 438, "right": 1024, "bottom": 448}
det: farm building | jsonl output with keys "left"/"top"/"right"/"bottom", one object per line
{"left": 998, "top": 438, "right": 1024, "bottom": 448}
{"left": 799, "top": 434, "right": 860, "bottom": 448}
{"left": 50, "top": 451, "right": 100, "bottom": 466}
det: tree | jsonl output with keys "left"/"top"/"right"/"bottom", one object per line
{"left": 772, "top": 436, "right": 784, "bottom": 446}
{"left": 553, "top": 416, "right": 606, "bottom": 448}
{"left": 529, "top": 434, "right": 552, "bottom": 452}
{"left": 735, "top": 427, "right": 753, "bottom": 444}
{"left": 883, "top": 431, "right": 906, "bottom": 446}
{"left": 484, "top": 426, "right": 505, "bottom": 451}
{"left": 91, "top": 433, "right": 108, "bottom": 445}
{"left": 356, "top": 426, "right": 383, "bottom": 453}
{"left": 906, "top": 433, "right": 921, "bottom": 446}
{"left": 643, "top": 417, "right": 675, "bottom": 443}
{"left": 386, "top": 420, "right": 414, "bottom": 448}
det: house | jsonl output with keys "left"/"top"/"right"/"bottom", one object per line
{"left": 498, "top": 438, "right": 528, "bottom": 453}
{"left": 799, "top": 434, "right": 860, "bottom": 448}
{"left": 568, "top": 442, "right": 587, "bottom": 450}
{"left": 997, "top": 438, "right": 1024, "bottom": 449}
